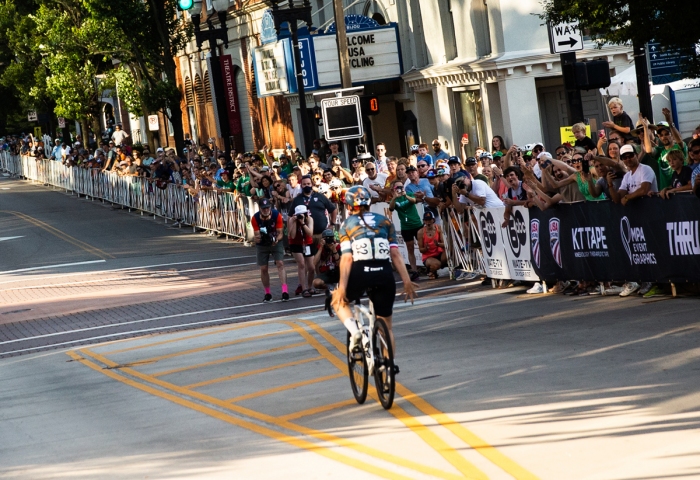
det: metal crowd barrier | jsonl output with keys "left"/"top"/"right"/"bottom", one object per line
{"left": 1, "top": 153, "right": 486, "bottom": 270}
{"left": 2, "top": 155, "right": 253, "bottom": 241}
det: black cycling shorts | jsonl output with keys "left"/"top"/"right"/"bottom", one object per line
{"left": 346, "top": 260, "right": 396, "bottom": 318}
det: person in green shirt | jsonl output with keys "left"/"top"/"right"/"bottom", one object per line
{"left": 389, "top": 179, "right": 422, "bottom": 281}
{"left": 640, "top": 109, "right": 687, "bottom": 190}
{"left": 235, "top": 162, "right": 252, "bottom": 196}
{"left": 216, "top": 170, "right": 235, "bottom": 192}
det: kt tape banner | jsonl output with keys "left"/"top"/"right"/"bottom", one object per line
{"left": 474, "top": 206, "right": 539, "bottom": 281}
{"left": 528, "top": 195, "right": 700, "bottom": 283}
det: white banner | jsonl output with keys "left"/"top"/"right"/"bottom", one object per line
{"left": 473, "top": 206, "right": 539, "bottom": 281}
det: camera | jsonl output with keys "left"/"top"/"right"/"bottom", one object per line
{"left": 296, "top": 214, "right": 305, "bottom": 221}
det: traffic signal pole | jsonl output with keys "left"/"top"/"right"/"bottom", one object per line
{"left": 561, "top": 52, "right": 585, "bottom": 125}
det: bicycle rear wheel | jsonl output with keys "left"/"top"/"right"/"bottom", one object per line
{"left": 346, "top": 330, "right": 368, "bottom": 404}
{"left": 372, "top": 318, "right": 395, "bottom": 409}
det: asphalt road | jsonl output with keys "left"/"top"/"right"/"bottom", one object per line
{"left": 2, "top": 175, "right": 700, "bottom": 479}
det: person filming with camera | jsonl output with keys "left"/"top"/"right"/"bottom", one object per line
{"left": 251, "top": 198, "right": 289, "bottom": 303}
{"left": 288, "top": 205, "right": 316, "bottom": 298}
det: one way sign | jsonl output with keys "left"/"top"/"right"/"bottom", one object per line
{"left": 548, "top": 21, "right": 584, "bottom": 54}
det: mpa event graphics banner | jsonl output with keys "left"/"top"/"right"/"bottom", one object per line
{"left": 474, "top": 207, "right": 540, "bottom": 281}
{"left": 528, "top": 196, "right": 700, "bottom": 283}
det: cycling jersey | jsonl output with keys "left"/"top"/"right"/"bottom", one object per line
{"left": 339, "top": 212, "right": 398, "bottom": 262}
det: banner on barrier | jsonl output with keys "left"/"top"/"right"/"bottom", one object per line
{"left": 473, "top": 206, "right": 539, "bottom": 281}
{"left": 529, "top": 196, "right": 700, "bottom": 283}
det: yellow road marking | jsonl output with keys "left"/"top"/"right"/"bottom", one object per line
{"left": 187, "top": 355, "right": 324, "bottom": 389}
{"left": 132, "top": 329, "right": 294, "bottom": 364}
{"left": 281, "top": 321, "right": 488, "bottom": 480}
{"left": 101, "top": 321, "right": 264, "bottom": 355}
{"left": 299, "top": 319, "right": 540, "bottom": 480}
{"left": 152, "top": 341, "right": 308, "bottom": 377}
{"left": 77, "top": 348, "right": 467, "bottom": 480}
{"left": 279, "top": 399, "right": 357, "bottom": 421}
{"left": 1, "top": 210, "right": 114, "bottom": 259}
{"left": 67, "top": 351, "right": 412, "bottom": 480}
{"left": 225, "top": 372, "right": 344, "bottom": 403}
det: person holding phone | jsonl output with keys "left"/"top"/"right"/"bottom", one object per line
{"left": 389, "top": 180, "right": 422, "bottom": 281}
{"left": 288, "top": 205, "right": 316, "bottom": 297}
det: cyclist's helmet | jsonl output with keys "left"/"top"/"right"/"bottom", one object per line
{"left": 345, "top": 185, "right": 372, "bottom": 207}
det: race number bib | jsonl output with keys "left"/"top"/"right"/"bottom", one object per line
{"left": 351, "top": 238, "right": 373, "bottom": 261}
{"left": 374, "top": 238, "right": 390, "bottom": 260}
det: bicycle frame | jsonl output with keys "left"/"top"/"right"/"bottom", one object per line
{"left": 353, "top": 300, "right": 376, "bottom": 372}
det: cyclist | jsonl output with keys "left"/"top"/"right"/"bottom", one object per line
{"left": 332, "top": 186, "right": 418, "bottom": 358}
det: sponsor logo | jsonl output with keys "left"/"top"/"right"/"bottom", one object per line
{"left": 479, "top": 211, "right": 498, "bottom": 257}
{"left": 667, "top": 221, "right": 700, "bottom": 256}
{"left": 620, "top": 216, "right": 657, "bottom": 265}
{"left": 571, "top": 226, "right": 609, "bottom": 258}
{"left": 549, "top": 218, "right": 562, "bottom": 268}
{"left": 530, "top": 219, "right": 541, "bottom": 268}
{"left": 505, "top": 209, "right": 527, "bottom": 258}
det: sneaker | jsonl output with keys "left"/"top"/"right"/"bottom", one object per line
{"left": 550, "top": 281, "right": 570, "bottom": 294}
{"left": 263, "top": 293, "right": 273, "bottom": 303}
{"left": 349, "top": 330, "right": 362, "bottom": 352}
{"left": 619, "top": 282, "right": 640, "bottom": 297}
{"left": 294, "top": 284, "right": 303, "bottom": 296}
{"left": 603, "top": 285, "right": 624, "bottom": 296}
{"left": 456, "top": 271, "right": 479, "bottom": 281}
{"left": 410, "top": 271, "right": 420, "bottom": 281}
{"left": 527, "top": 282, "right": 544, "bottom": 294}
{"left": 638, "top": 282, "right": 653, "bottom": 296}
{"left": 281, "top": 292, "right": 289, "bottom": 302}
{"left": 643, "top": 285, "right": 665, "bottom": 298}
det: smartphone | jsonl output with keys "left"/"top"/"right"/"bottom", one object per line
{"left": 462, "top": 133, "right": 469, "bottom": 141}
{"left": 582, "top": 158, "right": 590, "bottom": 172}
{"left": 542, "top": 159, "right": 552, "bottom": 169}
{"left": 598, "top": 129, "right": 605, "bottom": 138}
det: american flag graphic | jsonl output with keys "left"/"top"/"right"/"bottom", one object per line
{"left": 549, "top": 218, "right": 562, "bottom": 268}
{"left": 531, "top": 219, "right": 540, "bottom": 268}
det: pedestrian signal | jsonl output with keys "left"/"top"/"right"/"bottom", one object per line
{"left": 361, "top": 96, "right": 380, "bottom": 116}
{"left": 177, "top": 0, "right": 195, "bottom": 10}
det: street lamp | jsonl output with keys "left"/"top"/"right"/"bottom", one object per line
{"left": 191, "top": 0, "right": 232, "bottom": 154}
{"left": 269, "top": 0, "right": 314, "bottom": 156}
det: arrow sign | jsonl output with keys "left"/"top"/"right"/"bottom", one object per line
{"left": 0, "top": 236, "right": 23, "bottom": 242}
{"left": 548, "top": 21, "right": 584, "bottom": 54}
{"left": 557, "top": 37, "right": 579, "bottom": 48}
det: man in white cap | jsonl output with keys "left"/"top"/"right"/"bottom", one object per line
{"left": 609, "top": 144, "right": 658, "bottom": 205}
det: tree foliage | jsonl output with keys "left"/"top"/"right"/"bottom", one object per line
{"left": 540, "top": 0, "right": 700, "bottom": 78}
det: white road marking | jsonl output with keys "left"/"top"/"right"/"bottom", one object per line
{"left": 0, "top": 260, "right": 106, "bottom": 275}
{"left": 0, "top": 255, "right": 257, "bottom": 285}
{"left": 0, "top": 236, "right": 23, "bottom": 242}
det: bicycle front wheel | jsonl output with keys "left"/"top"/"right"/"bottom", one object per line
{"left": 372, "top": 318, "right": 395, "bottom": 409}
{"left": 346, "top": 330, "right": 368, "bottom": 404}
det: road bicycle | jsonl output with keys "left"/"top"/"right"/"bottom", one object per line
{"left": 345, "top": 290, "right": 396, "bottom": 410}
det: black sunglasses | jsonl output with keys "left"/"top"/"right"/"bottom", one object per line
{"left": 621, "top": 153, "right": 635, "bottom": 159}
{"left": 418, "top": 164, "right": 428, "bottom": 168}
{"left": 365, "top": 168, "right": 375, "bottom": 172}
{"left": 690, "top": 149, "right": 700, "bottom": 155}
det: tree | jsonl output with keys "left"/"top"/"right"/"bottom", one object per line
{"left": 541, "top": 0, "right": 700, "bottom": 79}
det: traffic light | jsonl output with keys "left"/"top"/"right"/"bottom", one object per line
{"left": 361, "top": 96, "right": 380, "bottom": 116}
{"left": 563, "top": 59, "right": 611, "bottom": 90}
{"left": 177, "top": 0, "right": 194, "bottom": 11}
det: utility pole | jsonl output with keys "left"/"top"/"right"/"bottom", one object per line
{"left": 333, "top": 0, "right": 352, "bottom": 89}
{"left": 633, "top": 40, "right": 654, "bottom": 122}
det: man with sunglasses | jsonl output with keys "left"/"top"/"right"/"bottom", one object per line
{"left": 313, "top": 228, "right": 342, "bottom": 315}
{"left": 389, "top": 180, "right": 422, "bottom": 281}
{"left": 609, "top": 145, "right": 658, "bottom": 205}
{"left": 432, "top": 139, "right": 450, "bottom": 162}
{"left": 252, "top": 198, "right": 289, "bottom": 302}
{"left": 362, "top": 162, "right": 388, "bottom": 200}
{"left": 642, "top": 109, "right": 687, "bottom": 190}
{"left": 416, "top": 159, "right": 431, "bottom": 178}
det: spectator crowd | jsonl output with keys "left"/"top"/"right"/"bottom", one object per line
{"left": 2, "top": 97, "right": 700, "bottom": 301}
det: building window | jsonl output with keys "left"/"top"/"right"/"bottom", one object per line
{"left": 194, "top": 74, "right": 205, "bottom": 104}
{"left": 458, "top": 91, "right": 485, "bottom": 158}
{"left": 184, "top": 76, "right": 195, "bottom": 107}
{"left": 203, "top": 71, "right": 212, "bottom": 103}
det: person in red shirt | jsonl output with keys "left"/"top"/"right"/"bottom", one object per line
{"left": 251, "top": 198, "right": 289, "bottom": 302}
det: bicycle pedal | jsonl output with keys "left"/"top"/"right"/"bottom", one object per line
{"left": 393, "top": 364, "right": 400, "bottom": 375}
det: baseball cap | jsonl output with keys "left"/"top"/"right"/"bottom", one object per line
{"left": 425, "top": 169, "right": 437, "bottom": 178}
{"left": 423, "top": 211, "right": 436, "bottom": 221}
{"left": 259, "top": 198, "right": 272, "bottom": 208}
{"left": 410, "top": 144, "right": 420, "bottom": 151}
{"left": 493, "top": 151, "right": 504, "bottom": 158}
{"left": 272, "top": 161, "right": 280, "bottom": 167}
{"left": 480, "top": 152, "right": 493, "bottom": 160}
{"left": 156, "top": 147, "right": 164, "bottom": 153}
{"left": 261, "top": 166, "right": 270, "bottom": 172}
{"left": 447, "top": 156, "right": 461, "bottom": 164}
{"left": 322, "top": 228, "right": 335, "bottom": 239}
{"left": 537, "top": 151, "right": 553, "bottom": 161}
{"left": 406, "top": 165, "right": 417, "bottom": 172}
{"left": 655, "top": 121, "right": 671, "bottom": 132}
{"left": 620, "top": 144, "right": 636, "bottom": 155}
{"left": 465, "top": 157, "right": 477, "bottom": 166}
{"left": 294, "top": 205, "right": 308, "bottom": 215}
{"left": 292, "top": 165, "right": 301, "bottom": 170}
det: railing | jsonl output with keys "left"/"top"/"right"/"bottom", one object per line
{"left": 1, "top": 151, "right": 486, "bottom": 277}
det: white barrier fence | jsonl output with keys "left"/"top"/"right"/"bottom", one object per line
{"left": 1, "top": 152, "right": 513, "bottom": 280}
{"left": 0, "top": 153, "right": 256, "bottom": 241}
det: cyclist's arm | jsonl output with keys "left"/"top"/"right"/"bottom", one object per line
{"left": 390, "top": 247, "right": 412, "bottom": 288}
{"left": 337, "top": 252, "right": 353, "bottom": 295}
